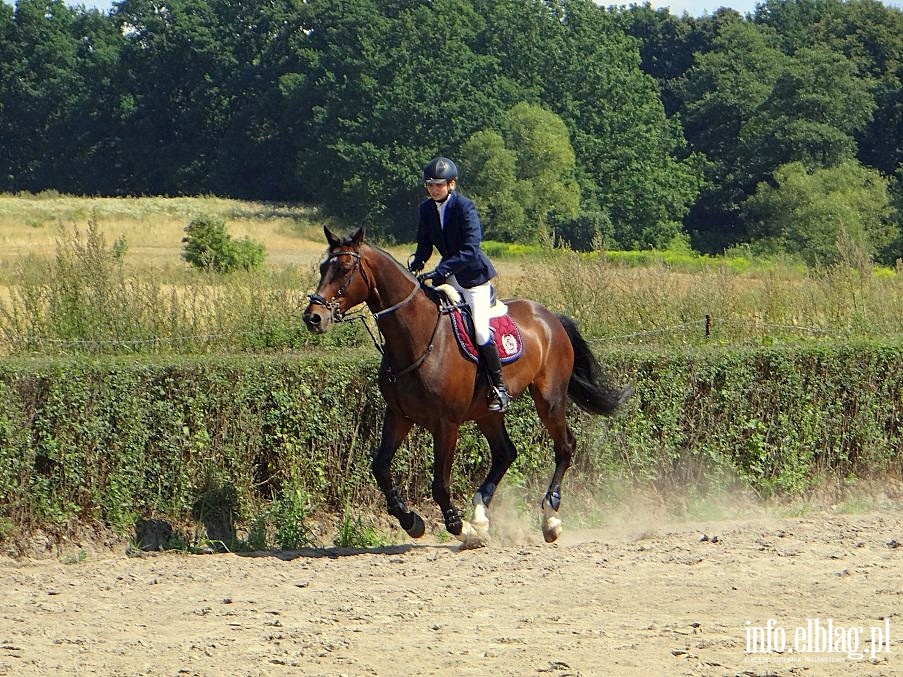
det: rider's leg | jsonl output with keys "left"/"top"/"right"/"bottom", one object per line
{"left": 478, "top": 340, "right": 511, "bottom": 412}
{"left": 454, "top": 279, "right": 511, "bottom": 413}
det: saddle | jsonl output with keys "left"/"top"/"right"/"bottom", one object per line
{"left": 434, "top": 284, "right": 524, "bottom": 365}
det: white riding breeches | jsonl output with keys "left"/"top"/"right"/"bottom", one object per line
{"left": 447, "top": 275, "right": 493, "bottom": 346}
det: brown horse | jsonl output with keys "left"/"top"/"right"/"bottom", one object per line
{"left": 302, "top": 227, "right": 631, "bottom": 547}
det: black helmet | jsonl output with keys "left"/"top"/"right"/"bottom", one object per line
{"left": 423, "top": 156, "right": 458, "bottom": 184}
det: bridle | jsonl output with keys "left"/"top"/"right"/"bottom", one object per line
{"left": 306, "top": 249, "right": 364, "bottom": 323}
{"left": 306, "top": 248, "right": 423, "bottom": 355}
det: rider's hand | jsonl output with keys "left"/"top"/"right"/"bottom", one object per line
{"left": 419, "top": 269, "right": 447, "bottom": 285}
{"left": 408, "top": 257, "right": 424, "bottom": 274}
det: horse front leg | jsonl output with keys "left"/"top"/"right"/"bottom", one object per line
{"left": 431, "top": 423, "right": 489, "bottom": 549}
{"left": 429, "top": 424, "right": 467, "bottom": 544}
{"left": 467, "top": 415, "right": 519, "bottom": 545}
{"left": 371, "top": 407, "right": 424, "bottom": 538}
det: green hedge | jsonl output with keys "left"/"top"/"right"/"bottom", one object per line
{"left": 1, "top": 342, "right": 901, "bottom": 544}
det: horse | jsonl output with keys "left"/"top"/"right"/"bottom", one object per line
{"left": 302, "top": 226, "right": 632, "bottom": 547}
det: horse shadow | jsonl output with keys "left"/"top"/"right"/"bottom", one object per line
{"left": 236, "top": 542, "right": 458, "bottom": 560}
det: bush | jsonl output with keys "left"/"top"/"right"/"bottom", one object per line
{"left": 181, "top": 216, "right": 266, "bottom": 273}
{"left": 0, "top": 344, "right": 901, "bottom": 549}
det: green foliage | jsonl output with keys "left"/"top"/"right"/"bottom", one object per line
{"left": 740, "top": 46, "right": 876, "bottom": 180}
{"left": 333, "top": 506, "right": 389, "bottom": 548}
{"left": 548, "top": 210, "right": 612, "bottom": 252}
{"left": 462, "top": 103, "right": 580, "bottom": 243}
{"left": 0, "top": 344, "right": 901, "bottom": 548}
{"left": 502, "top": 102, "right": 580, "bottom": 235}
{"left": 742, "top": 160, "right": 898, "bottom": 266}
{"left": 679, "top": 20, "right": 789, "bottom": 248}
{"left": 270, "top": 485, "right": 316, "bottom": 551}
{"left": 459, "top": 130, "right": 525, "bottom": 242}
{"left": 181, "top": 215, "right": 266, "bottom": 274}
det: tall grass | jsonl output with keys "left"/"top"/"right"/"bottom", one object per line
{"left": 0, "top": 195, "right": 901, "bottom": 355}
{"left": 510, "top": 249, "right": 903, "bottom": 347}
{"left": 0, "top": 218, "right": 364, "bottom": 354}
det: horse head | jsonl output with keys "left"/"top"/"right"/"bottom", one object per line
{"left": 302, "top": 226, "right": 368, "bottom": 333}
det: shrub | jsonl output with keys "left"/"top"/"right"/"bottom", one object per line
{"left": 181, "top": 216, "right": 266, "bottom": 273}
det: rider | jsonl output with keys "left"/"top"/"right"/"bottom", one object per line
{"left": 409, "top": 156, "right": 511, "bottom": 413}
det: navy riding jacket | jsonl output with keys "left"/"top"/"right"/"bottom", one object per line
{"left": 413, "top": 192, "right": 497, "bottom": 288}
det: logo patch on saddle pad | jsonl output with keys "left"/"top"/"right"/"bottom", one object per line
{"left": 450, "top": 309, "right": 524, "bottom": 364}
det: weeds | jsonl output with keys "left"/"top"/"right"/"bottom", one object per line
{"left": 271, "top": 486, "right": 316, "bottom": 550}
{"left": 333, "top": 506, "right": 389, "bottom": 548}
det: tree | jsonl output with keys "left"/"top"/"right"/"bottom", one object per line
{"left": 114, "top": 0, "right": 239, "bottom": 194}
{"left": 519, "top": 0, "right": 700, "bottom": 249}
{"left": 741, "top": 160, "right": 897, "bottom": 266}
{"left": 738, "top": 46, "right": 876, "bottom": 181}
{"left": 0, "top": 2, "right": 20, "bottom": 188}
{"left": 458, "top": 130, "right": 525, "bottom": 241}
{"left": 678, "top": 20, "right": 788, "bottom": 250}
{"left": 460, "top": 103, "right": 580, "bottom": 243}
{"left": 621, "top": 4, "right": 725, "bottom": 116}
{"left": 503, "top": 102, "right": 580, "bottom": 240}
{"left": 0, "top": 0, "right": 87, "bottom": 191}
{"left": 293, "top": 0, "right": 507, "bottom": 240}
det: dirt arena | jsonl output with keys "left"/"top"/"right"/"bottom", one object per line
{"left": 1, "top": 502, "right": 901, "bottom": 676}
{"left": 0, "top": 500, "right": 903, "bottom": 677}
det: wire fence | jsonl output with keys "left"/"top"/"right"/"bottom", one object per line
{"left": 588, "top": 315, "right": 856, "bottom": 345}
{"left": 7, "top": 312, "right": 895, "bottom": 356}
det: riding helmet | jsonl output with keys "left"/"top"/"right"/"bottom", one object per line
{"left": 423, "top": 157, "right": 458, "bottom": 184}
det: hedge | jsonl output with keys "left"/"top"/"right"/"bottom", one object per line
{"left": 1, "top": 342, "right": 901, "bottom": 545}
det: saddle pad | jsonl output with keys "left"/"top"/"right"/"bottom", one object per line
{"left": 450, "top": 308, "right": 524, "bottom": 364}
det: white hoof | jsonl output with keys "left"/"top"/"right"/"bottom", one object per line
{"left": 542, "top": 501, "right": 562, "bottom": 543}
{"left": 471, "top": 492, "right": 490, "bottom": 532}
{"left": 456, "top": 521, "right": 489, "bottom": 549}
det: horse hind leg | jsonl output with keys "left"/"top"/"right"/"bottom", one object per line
{"left": 532, "top": 385, "right": 575, "bottom": 543}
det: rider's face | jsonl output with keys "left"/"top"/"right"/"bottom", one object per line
{"left": 425, "top": 179, "right": 454, "bottom": 201}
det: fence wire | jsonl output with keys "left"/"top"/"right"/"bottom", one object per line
{"left": 5, "top": 314, "right": 898, "bottom": 355}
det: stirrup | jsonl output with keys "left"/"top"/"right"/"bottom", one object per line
{"left": 488, "top": 385, "right": 511, "bottom": 413}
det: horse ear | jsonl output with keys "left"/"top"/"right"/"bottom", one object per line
{"left": 324, "top": 226, "right": 340, "bottom": 249}
{"left": 351, "top": 227, "right": 365, "bottom": 247}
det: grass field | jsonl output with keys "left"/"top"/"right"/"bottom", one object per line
{"left": 0, "top": 193, "right": 329, "bottom": 271}
{"left": 1, "top": 192, "right": 901, "bottom": 354}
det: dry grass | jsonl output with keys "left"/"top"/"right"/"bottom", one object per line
{"left": 2, "top": 193, "right": 901, "bottom": 354}
{"left": 0, "top": 193, "right": 331, "bottom": 270}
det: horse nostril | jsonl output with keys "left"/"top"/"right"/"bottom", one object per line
{"left": 304, "top": 313, "right": 320, "bottom": 326}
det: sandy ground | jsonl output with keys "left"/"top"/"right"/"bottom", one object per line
{"left": 1, "top": 506, "right": 902, "bottom": 677}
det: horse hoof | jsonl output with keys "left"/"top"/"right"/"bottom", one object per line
{"left": 456, "top": 521, "right": 489, "bottom": 549}
{"left": 542, "top": 499, "right": 562, "bottom": 543}
{"left": 542, "top": 516, "right": 562, "bottom": 543}
{"left": 404, "top": 512, "right": 426, "bottom": 539}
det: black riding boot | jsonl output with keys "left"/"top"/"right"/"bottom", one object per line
{"left": 478, "top": 340, "right": 511, "bottom": 413}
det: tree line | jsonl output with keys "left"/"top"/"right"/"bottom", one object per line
{"left": 1, "top": 0, "right": 901, "bottom": 264}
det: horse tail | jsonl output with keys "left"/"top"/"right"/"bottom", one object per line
{"left": 556, "top": 314, "right": 633, "bottom": 415}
